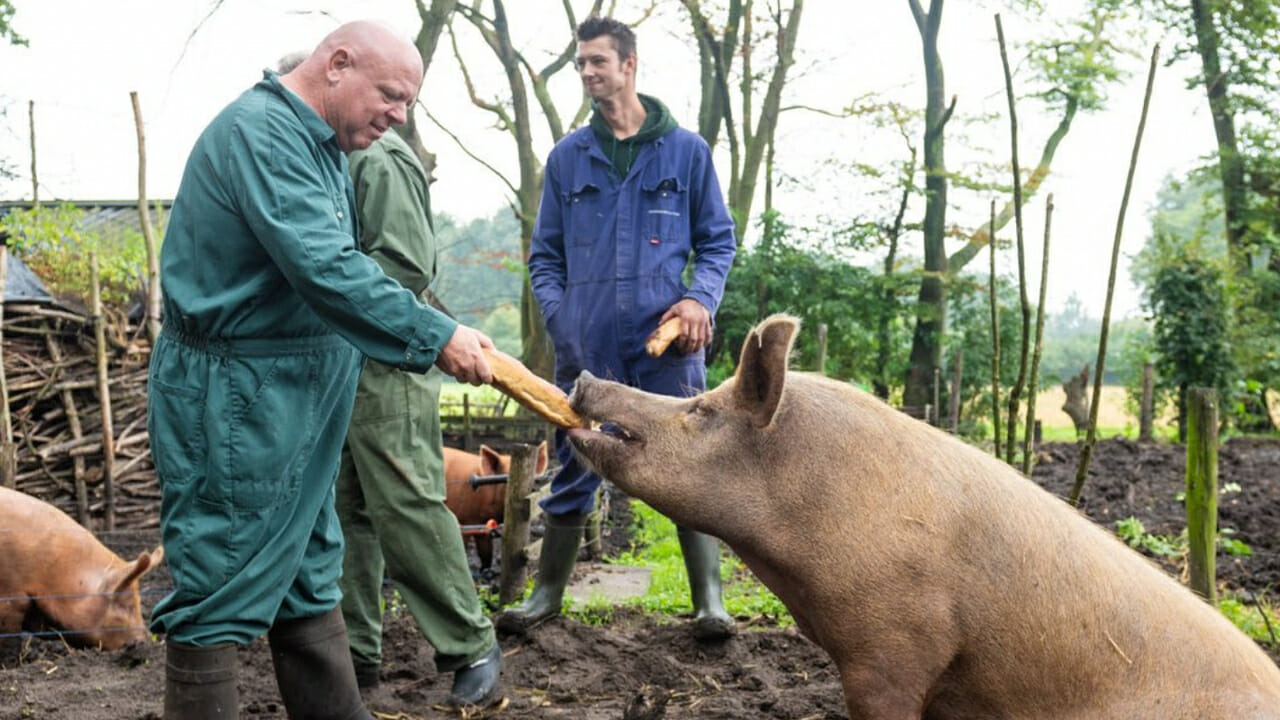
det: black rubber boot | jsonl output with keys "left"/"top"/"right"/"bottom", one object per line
{"left": 677, "top": 527, "right": 735, "bottom": 641}
{"left": 164, "top": 641, "right": 238, "bottom": 720}
{"left": 448, "top": 641, "right": 503, "bottom": 707}
{"left": 495, "top": 511, "right": 586, "bottom": 635}
{"left": 268, "top": 607, "right": 374, "bottom": 720}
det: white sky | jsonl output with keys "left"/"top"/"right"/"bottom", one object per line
{"left": 0, "top": 0, "right": 1215, "bottom": 319}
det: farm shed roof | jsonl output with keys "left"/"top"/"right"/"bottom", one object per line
{"left": 0, "top": 199, "right": 172, "bottom": 307}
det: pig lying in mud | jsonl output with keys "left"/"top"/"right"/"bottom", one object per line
{"left": 566, "top": 315, "right": 1280, "bottom": 720}
{"left": 0, "top": 486, "right": 163, "bottom": 650}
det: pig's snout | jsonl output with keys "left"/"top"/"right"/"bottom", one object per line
{"left": 568, "top": 370, "right": 599, "bottom": 413}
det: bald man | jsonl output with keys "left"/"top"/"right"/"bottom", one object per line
{"left": 149, "top": 21, "right": 492, "bottom": 720}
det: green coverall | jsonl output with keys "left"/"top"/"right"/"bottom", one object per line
{"left": 337, "top": 131, "right": 495, "bottom": 674}
{"left": 148, "top": 71, "right": 458, "bottom": 647}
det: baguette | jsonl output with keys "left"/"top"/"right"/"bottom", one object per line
{"left": 482, "top": 347, "right": 588, "bottom": 428}
{"left": 645, "top": 317, "right": 683, "bottom": 357}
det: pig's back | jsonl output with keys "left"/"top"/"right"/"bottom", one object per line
{"left": 786, "top": 379, "right": 1280, "bottom": 715}
{"left": 906, "top": 415, "right": 1280, "bottom": 712}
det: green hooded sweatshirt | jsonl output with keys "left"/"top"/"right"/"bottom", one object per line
{"left": 590, "top": 93, "right": 678, "bottom": 178}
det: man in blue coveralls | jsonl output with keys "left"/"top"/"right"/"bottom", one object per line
{"left": 497, "top": 15, "right": 738, "bottom": 641}
{"left": 147, "top": 21, "right": 495, "bottom": 720}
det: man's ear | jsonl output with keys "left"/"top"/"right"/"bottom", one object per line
{"left": 733, "top": 314, "right": 799, "bottom": 428}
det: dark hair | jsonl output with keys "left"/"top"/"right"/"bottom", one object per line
{"left": 576, "top": 15, "right": 636, "bottom": 60}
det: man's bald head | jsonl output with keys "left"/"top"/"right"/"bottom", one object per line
{"left": 281, "top": 20, "right": 423, "bottom": 152}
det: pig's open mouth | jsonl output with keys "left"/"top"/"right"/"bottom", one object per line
{"left": 567, "top": 421, "right": 643, "bottom": 447}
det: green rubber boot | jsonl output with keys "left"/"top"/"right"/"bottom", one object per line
{"left": 163, "top": 641, "right": 238, "bottom": 720}
{"left": 495, "top": 511, "right": 586, "bottom": 635}
{"left": 267, "top": 607, "right": 375, "bottom": 720}
{"left": 678, "top": 527, "right": 735, "bottom": 641}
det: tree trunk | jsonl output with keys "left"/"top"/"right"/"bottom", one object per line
{"left": 1189, "top": 0, "right": 1247, "bottom": 270}
{"left": 904, "top": 0, "right": 951, "bottom": 407}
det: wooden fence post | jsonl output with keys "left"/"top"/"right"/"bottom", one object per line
{"left": 45, "top": 334, "right": 90, "bottom": 525}
{"left": 0, "top": 242, "right": 15, "bottom": 489}
{"left": 1186, "top": 387, "right": 1218, "bottom": 603}
{"left": 462, "top": 393, "right": 473, "bottom": 451}
{"left": 498, "top": 443, "right": 539, "bottom": 606}
{"left": 816, "top": 323, "right": 828, "bottom": 376}
{"left": 1139, "top": 362, "right": 1154, "bottom": 442}
{"left": 948, "top": 348, "right": 963, "bottom": 432}
{"left": 932, "top": 367, "right": 942, "bottom": 426}
{"left": 91, "top": 250, "right": 116, "bottom": 530}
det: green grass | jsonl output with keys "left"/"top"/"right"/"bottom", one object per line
{"left": 565, "top": 501, "right": 793, "bottom": 627}
{"left": 1036, "top": 423, "right": 1182, "bottom": 443}
{"left": 1218, "top": 593, "right": 1280, "bottom": 649}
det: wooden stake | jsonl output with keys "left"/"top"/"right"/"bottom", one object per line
{"left": 948, "top": 348, "right": 963, "bottom": 432}
{"left": 1186, "top": 387, "right": 1218, "bottom": 602}
{"left": 1139, "top": 363, "right": 1154, "bottom": 442}
{"left": 499, "top": 443, "right": 539, "bottom": 606}
{"left": 988, "top": 200, "right": 1002, "bottom": 458}
{"left": 46, "top": 332, "right": 89, "bottom": 525}
{"left": 1070, "top": 44, "right": 1160, "bottom": 506}
{"left": 28, "top": 100, "right": 38, "bottom": 207}
{"left": 816, "top": 323, "right": 828, "bottom": 376}
{"left": 91, "top": 250, "right": 116, "bottom": 530}
{"left": 996, "top": 14, "right": 1032, "bottom": 466}
{"left": 1022, "top": 194, "right": 1053, "bottom": 477}
{"left": 130, "top": 91, "right": 162, "bottom": 344}
{"left": 0, "top": 242, "right": 15, "bottom": 489}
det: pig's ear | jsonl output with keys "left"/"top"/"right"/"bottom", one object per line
{"left": 479, "top": 445, "right": 503, "bottom": 475}
{"left": 535, "top": 442, "right": 549, "bottom": 475}
{"left": 734, "top": 314, "right": 798, "bottom": 427}
{"left": 106, "top": 548, "right": 161, "bottom": 593}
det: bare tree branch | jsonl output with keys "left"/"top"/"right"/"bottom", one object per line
{"left": 422, "top": 103, "right": 518, "bottom": 200}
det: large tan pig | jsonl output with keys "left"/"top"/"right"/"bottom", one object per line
{"left": 443, "top": 442, "right": 548, "bottom": 571}
{"left": 0, "top": 486, "right": 163, "bottom": 650}
{"left": 565, "top": 315, "right": 1280, "bottom": 720}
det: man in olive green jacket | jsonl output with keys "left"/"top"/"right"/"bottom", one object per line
{"left": 337, "top": 129, "right": 501, "bottom": 708}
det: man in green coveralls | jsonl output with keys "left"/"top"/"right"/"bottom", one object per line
{"left": 148, "top": 21, "right": 495, "bottom": 720}
{"left": 336, "top": 120, "right": 502, "bottom": 706}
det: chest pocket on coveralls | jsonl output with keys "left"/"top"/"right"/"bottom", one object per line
{"left": 640, "top": 176, "right": 689, "bottom": 275}
{"left": 565, "top": 182, "right": 603, "bottom": 248}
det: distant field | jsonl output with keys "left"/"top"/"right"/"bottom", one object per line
{"left": 1036, "top": 385, "right": 1140, "bottom": 431}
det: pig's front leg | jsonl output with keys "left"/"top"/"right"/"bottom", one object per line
{"left": 838, "top": 656, "right": 931, "bottom": 720}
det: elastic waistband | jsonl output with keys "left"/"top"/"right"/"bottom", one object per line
{"left": 161, "top": 323, "right": 352, "bottom": 358}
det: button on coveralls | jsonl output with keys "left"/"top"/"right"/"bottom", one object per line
{"left": 147, "top": 72, "right": 458, "bottom": 646}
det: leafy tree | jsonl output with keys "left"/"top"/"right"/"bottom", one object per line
{"left": 432, "top": 209, "right": 522, "bottom": 327}
{"left": 903, "top": 0, "right": 1142, "bottom": 406}
{"left": 0, "top": 0, "right": 26, "bottom": 47}
{"left": 709, "top": 214, "right": 893, "bottom": 388}
{"left": 1146, "top": 238, "right": 1234, "bottom": 440}
{"left": 678, "top": 0, "right": 804, "bottom": 244}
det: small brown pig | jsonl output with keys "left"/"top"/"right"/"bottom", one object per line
{"left": 443, "top": 443, "right": 548, "bottom": 571}
{"left": 566, "top": 315, "right": 1280, "bottom": 720}
{"left": 0, "top": 486, "right": 163, "bottom": 650}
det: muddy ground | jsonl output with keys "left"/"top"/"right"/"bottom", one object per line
{"left": 2, "top": 436, "right": 1278, "bottom": 719}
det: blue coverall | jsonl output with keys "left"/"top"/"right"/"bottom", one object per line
{"left": 528, "top": 119, "right": 736, "bottom": 515}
